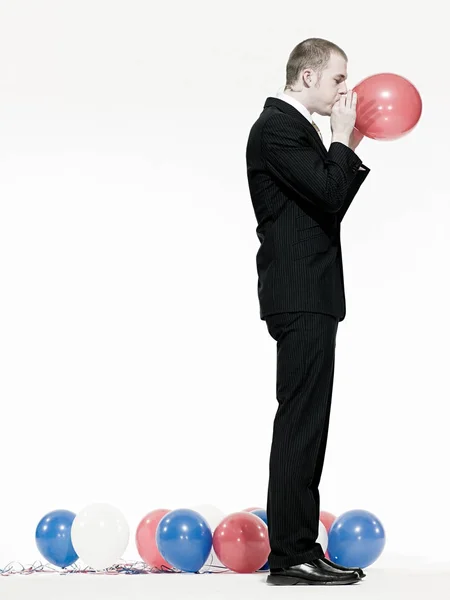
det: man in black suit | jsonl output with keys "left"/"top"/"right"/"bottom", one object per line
{"left": 246, "top": 38, "right": 371, "bottom": 586}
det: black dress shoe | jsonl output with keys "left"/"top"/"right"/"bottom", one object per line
{"left": 319, "top": 556, "right": 366, "bottom": 578}
{"left": 266, "top": 558, "right": 360, "bottom": 586}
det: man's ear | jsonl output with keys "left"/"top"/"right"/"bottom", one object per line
{"left": 302, "top": 69, "right": 313, "bottom": 87}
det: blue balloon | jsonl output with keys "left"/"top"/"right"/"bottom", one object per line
{"left": 35, "top": 509, "right": 78, "bottom": 568}
{"left": 251, "top": 509, "right": 269, "bottom": 571}
{"left": 327, "top": 509, "right": 386, "bottom": 568}
{"left": 156, "top": 509, "right": 212, "bottom": 572}
{"left": 251, "top": 508, "right": 267, "bottom": 524}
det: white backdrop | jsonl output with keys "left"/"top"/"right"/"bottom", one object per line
{"left": 0, "top": 0, "right": 447, "bottom": 569}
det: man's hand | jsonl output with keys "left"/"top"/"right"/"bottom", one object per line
{"left": 330, "top": 91, "right": 357, "bottom": 146}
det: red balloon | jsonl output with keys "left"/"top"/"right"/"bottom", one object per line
{"left": 242, "top": 506, "right": 263, "bottom": 512}
{"left": 353, "top": 73, "right": 422, "bottom": 140}
{"left": 135, "top": 508, "right": 172, "bottom": 569}
{"left": 320, "top": 510, "right": 336, "bottom": 532}
{"left": 213, "top": 512, "right": 270, "bottom": 573}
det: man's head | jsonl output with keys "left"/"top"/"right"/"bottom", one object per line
{"left": 284, "top": 38, "right": 348, "bottom": 116}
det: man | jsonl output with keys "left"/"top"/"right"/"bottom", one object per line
{"left": 246, "top": 38, "right": 371, "bottom": 586}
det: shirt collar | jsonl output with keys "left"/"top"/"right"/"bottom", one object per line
{"left": 275, "top": 87, "right": 313, "bottom": 123}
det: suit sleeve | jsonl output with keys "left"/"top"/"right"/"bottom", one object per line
{"left": 261, "top": 113, "right": 367, "bottom": 214}
{"left": 336, "top": 165, "right": 370, "bottom": 222}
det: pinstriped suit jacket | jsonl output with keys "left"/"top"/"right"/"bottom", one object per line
{"left": 246, "top": 97, "right": 370, "bottom": 322}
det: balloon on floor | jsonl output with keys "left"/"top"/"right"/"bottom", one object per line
{"left": 213, "top": 511, "right": 270, "bottom": 573}
{"left": 70, "top": 503, "right": 130, "bottom": 570}
{"left": 327, "top": 509, "right": 386, "bottom": 568}
{"left": 353, "top": 73, "right": 422, "bottom": 141}
{"left": 189, "top": 504, "right": 227, "bottom": 571}
{"left": 136, "top": 508, "right": 172, "bottom": 569}
{"left": 35, "top": 509, "right": 78, "bottom": 568}
{"left": 156, "top": 508, "right": 213, "bottom": 573}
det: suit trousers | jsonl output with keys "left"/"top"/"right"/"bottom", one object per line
{"left": 264, "top": 311, "right": 339, "bottom": 569}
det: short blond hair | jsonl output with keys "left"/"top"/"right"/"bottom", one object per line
{"left": 285, "top": 38, "right": 347, "bottom": 89}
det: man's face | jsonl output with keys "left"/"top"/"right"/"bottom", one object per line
{"left": 310, "top": 52, "right": 348, "bottom": 116}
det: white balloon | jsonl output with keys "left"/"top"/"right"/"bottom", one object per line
{"left": 190, "top": 504, "right": 226, "bottom": 571}
{"left": 316, "top": 520, "right": 328, "bottom": 553}
{"left": 71, "top": 503, "right": 130, "bottom": 570}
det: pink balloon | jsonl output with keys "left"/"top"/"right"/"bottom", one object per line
{"left": 353, "top": 73, "right": 422, "bottom": 140}
{"left": 320, "top": 510, "right": 337, "bottom": 532}
{"left": 242, "top": 506, "right": 263, "bottom": 512}
{"left": 135, "top": 508, "right": 172, "bottom": 569}
{"left": 213, "top": 512, "right": 270, "bottom": 573}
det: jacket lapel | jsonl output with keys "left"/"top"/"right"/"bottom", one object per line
{"left": 263, "top": 97, "right": 327, "bottom": 158}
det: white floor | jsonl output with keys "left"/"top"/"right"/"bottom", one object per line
{"left": 2, "top": 555, "right": 450, "bottom": 600}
